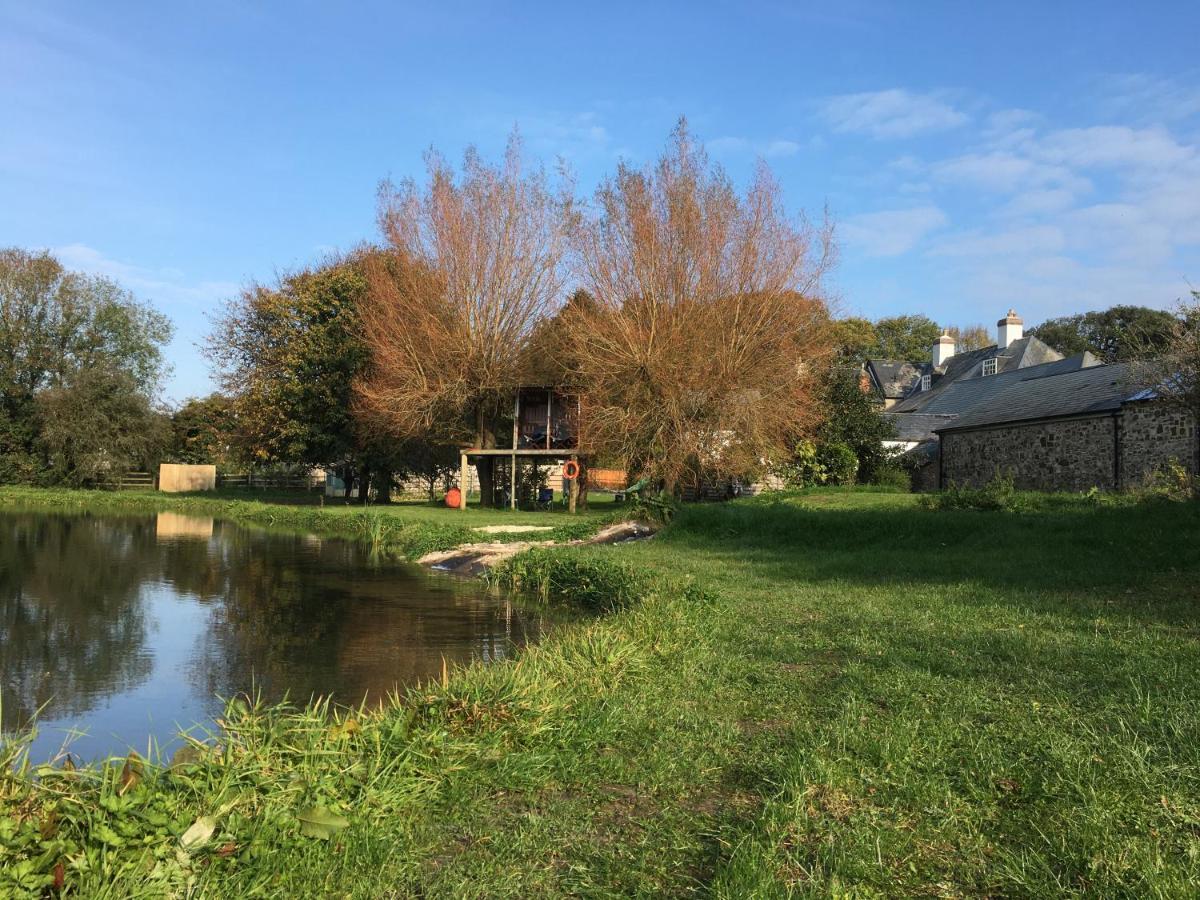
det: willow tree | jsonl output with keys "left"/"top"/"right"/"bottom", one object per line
{"left": 566, "top": 121, "right": 836, "bottom": 493}
{"left": 356, "top": 134, "right": 572, "bottom": 505}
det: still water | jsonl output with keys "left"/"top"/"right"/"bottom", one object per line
{"left": 0, "top": 511, "right": 547, "bottom": 761}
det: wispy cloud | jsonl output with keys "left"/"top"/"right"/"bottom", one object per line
{"left": 53, "top": 244, "right": 238, "bottom": 311}
{"left": 820, "top": 88, "right": 968, "bottom": 139}
{"left": 1097, "top": 73, "right": 1200, "bottom": 124}
{"left": 932, "top": 151, "right": 1090, "bottom": 194}
{"left": 706, "top": 136, "right": 803, "bottom": 158}
{"left": 840, "top": 206, "right": 948, "bottom": 256}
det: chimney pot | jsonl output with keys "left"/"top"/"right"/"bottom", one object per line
{"left": 932, "top": 331, "right": 956, "bottom": 367}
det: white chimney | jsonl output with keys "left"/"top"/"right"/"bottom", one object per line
{"left": 997, "top": 309, "right": 1023, "bottom": 350}
{"left": 932, "top": 331, "right": 956, "bottom": 368}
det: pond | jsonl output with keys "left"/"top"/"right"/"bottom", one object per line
{"left": 0, "top": 510, "right": 550, "bottom": 762}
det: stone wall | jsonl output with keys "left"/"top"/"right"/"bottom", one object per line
{"left": 1120, "top": 401, "right": 1198, "bottom": 487}
{"left": 940, "top": 415, "right": 1118, "bottom": 491}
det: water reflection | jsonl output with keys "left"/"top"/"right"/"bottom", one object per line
{"left": 155, "top": 511, "right": 214, "bottom": 541}
{"left": 0, "top": 511, "right": 549, "bottom": 760}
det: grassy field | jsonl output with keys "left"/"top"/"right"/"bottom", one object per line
{"left": 2, "top": 487, "right": 1199, "bottom": 896}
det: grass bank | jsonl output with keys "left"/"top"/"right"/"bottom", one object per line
{"left": 0, "top": 486, "right": 623, "bottom": 558}
{"left": 2, "top": 487, "right": 1200, "bottom": 896}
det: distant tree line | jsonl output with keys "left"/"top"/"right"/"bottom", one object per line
{"left": 5, "top": 122, "right": 1196, "bottom": 498}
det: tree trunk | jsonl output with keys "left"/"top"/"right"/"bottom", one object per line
{"left": 474, "top": 406, "right": 498, "bottom": 507}
{"left": 375, "top": 467, "right": 392, "bottom": 504}
{"left": 358, "top": 463, "right": 371, "bottom": 505}
{"left": 476, "top": 459, "right": 495, "bottom": 507}
{"left": 577, "top": 459, "right": 590, "bottom": 510}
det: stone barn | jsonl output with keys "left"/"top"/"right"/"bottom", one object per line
{"left": 935, "top": 364, "right": 1198, "bottom": 492}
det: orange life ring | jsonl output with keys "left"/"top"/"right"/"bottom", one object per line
{"left": 562, "top": 460, "right": 580, "bottom": 480}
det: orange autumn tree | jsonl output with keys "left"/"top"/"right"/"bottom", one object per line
{"left": 355, "top": 134, "right": 572, "bottom": 505}
{"left": 566, "top": 121, "right": 837, "bottom": 493}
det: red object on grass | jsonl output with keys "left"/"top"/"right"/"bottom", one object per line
{"left": 444, "top": 487, "right": 462, "bottom": 508}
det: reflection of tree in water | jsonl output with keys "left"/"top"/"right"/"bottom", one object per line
{"left": 0, "top": 514, "right": 155, "bottom": 729}
{"left": 2, "top": 511, "right": 552, "bottom": 736}
{"left": 187, "top": 530, "right": 546, "bottom": 707}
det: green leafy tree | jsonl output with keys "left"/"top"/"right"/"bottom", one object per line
{"left": 832, "top": 317, "right": 878, "bottom": 363}
{"left": 169, "top": 394, "right": 243, "bottom": 468}
{"left": 0, "top": 247, "right": 173, "bottom": 484}
{"left": 35, "top": 367, "right": 171, "bottom": 486}
{"left": 816, "top": 368, "right": 897, "bottom": 482}
{"left": 210, "top": 255, "right": 397, "bottom": 500}
{"left": 1029, "top": 305, "right": 1179, "bottom": 362}
{"left": 871, "top": 314, "right": 942, "bottom": 361}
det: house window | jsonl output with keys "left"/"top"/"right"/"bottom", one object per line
{"left": 920, "top": 374, "right": 931, "bottom": 391}
{"left": 981, "top": 359, "right": 998, "bottom": 376}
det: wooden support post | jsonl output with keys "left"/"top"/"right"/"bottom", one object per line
{"left": 510, "top": 452, "right": 517, "bottom": 510}
{"left": 511, "top": 391, "right": 520, "bottom": 511}
{"left": 568, "top": 454, "right": 579, "bottom": 514}
{"left": 459, "top": 452, "right": 469, "bottom": 510}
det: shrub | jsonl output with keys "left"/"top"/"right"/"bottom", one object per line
{"left": 870, "top": 462, "right": 911, "bottom": 491}
{"left": 816, "top": 442, "right": 859, "bottom": 486}
{"left": 1141, "top": 458, "right": 1196, "bottom": 502}
{"left": 777, "top": 440, "right": 825, "bottom": 488}
{"left": 491, "top": 547, "right": 649, "bottom": 611}
{"left": 922, "top": 471, "right": 1029, "bottom": 512}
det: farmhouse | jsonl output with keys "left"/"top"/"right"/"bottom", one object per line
{"left": 872, "top": 309, "right": 1198, "bottom": 492}
{"left": 935, "top": 367, "right": 1198, "bottom": 491}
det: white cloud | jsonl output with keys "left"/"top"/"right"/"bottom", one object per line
{"left": 820, "top": 89, "right": 968, "bottom": 139}
{"left": 706, "top": 136, "right": 802, "bottom": 158}
{"left": 1062, "top": 203, "right": 1175, "bottom": 265}
{"left": 840, "top": 206, "right": 948, "bottom": 256}
{"left": 930, "top": 224, "right": 1065, "bottom": 258}
{"left": 997, "top": 188, "right": 1076, "bottom": 218}
{"left": 1031, "top": 125, "right": 1195, "bottom": 170}
{"left": 933, "top": 151, "right": 1090, "bottom": 194}
{"left": 53, "top": 243, "right": 238, "bottom": 311}
{"left": 763, "top": 139, "right": 801, "bottom": 158}
{"left": 1098, "top": 73, "right": 1200, "bottom": 124}
{"left": 706, "top": 136, "right": 749, "bottom": 155}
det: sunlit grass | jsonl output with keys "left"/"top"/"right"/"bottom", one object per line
{"left": 1, "top": 485, "right": 1198, "bottom": 896}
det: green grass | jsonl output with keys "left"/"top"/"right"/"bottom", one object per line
{"left": 2, "top": 486, "right": 1199, "bottom": 896}
{"left": 0, "top": 486, "right": 623, "bottom": 556}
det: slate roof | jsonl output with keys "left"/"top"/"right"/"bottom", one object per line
{"left": 935, "top": 363, "right": 1135, "bottom": 433}
{"left": 865, "top": 359, "right": 928, "bottom": 399}
{"left": 884, "top": 351, "right": 1100, "bottom": 442}
{"left": 889, "top": 413, "right": 957, "bottom": 442}
{"left": 888, "top": 336, "right": 1074, "bottom": 415}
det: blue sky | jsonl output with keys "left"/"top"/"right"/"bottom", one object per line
{"left": 3, "top": 1, "right": 1199, "bottom": 402}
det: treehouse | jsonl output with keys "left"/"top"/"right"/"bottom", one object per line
{"left": 458, "top": 387, "right": 584, "bottom": 511}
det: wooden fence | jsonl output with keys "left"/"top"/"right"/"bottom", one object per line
{"left": 218, "top": 473, "right": 324, "bottom": 490}
{"left": 115, "top": 471, "right": 155, "bottom": 490}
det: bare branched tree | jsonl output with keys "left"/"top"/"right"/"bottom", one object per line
{"left": 566, "top": 120, "right": 837, "bottom": 492}
{"left": 1130, "top": 291, "right": 1200, "bottom": 482}
{"left": 355, "top": 132, "right": 572, "bottom": 504}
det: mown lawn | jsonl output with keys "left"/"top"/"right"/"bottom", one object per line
{"left": 2, "top": 487, "right": 1199, "bottom": 897}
